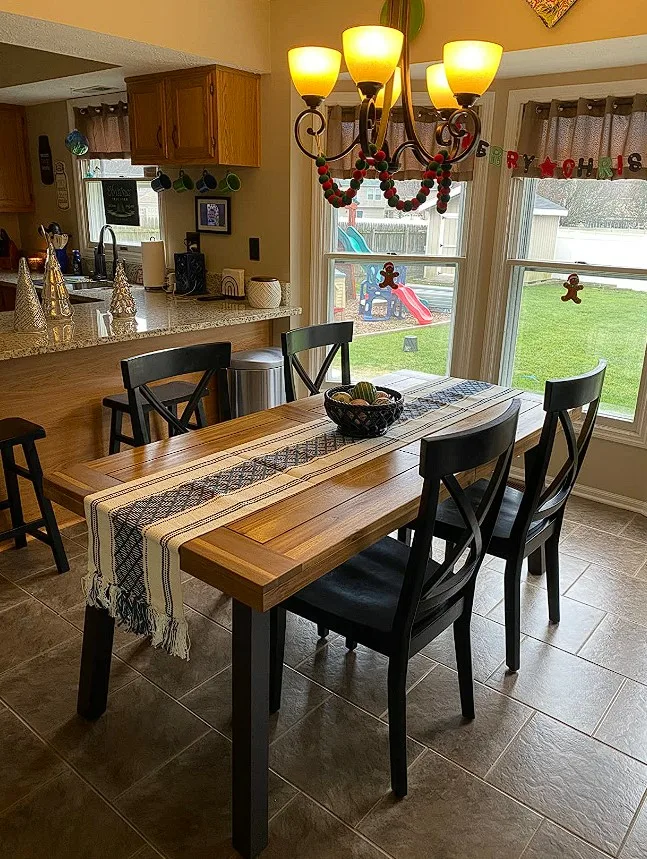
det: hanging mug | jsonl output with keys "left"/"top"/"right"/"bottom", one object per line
{"left": 216, "top": 171, "right": 241, "bottom": 193}
{"left": 173, "top": 169, "right": 194, "bottom": 193}
{"left": 196, "top": 170, "right": 217, "bottom": 193}
{"left": 151, "top": 170, "right": 172, "bottom": 193}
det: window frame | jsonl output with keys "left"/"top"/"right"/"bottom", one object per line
{"left": 483, "top": 78, "right": 647, "bottom": 448}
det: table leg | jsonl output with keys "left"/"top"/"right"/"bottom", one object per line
{"left": 77, "top": 605, "right": 115, "bottom": 719}
{"left": 231, "top": 600, "right": 270, "bottom": 858}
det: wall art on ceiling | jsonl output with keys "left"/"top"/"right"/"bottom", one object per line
{"left": 526, "top": 0, "right": 580, "bottom": 27}
{"left": 195, "top": 196, "right": 231, "bottom": 235}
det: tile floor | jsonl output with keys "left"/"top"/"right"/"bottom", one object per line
{"left": 0, "top": 497, "right": 647, "bottom": 858}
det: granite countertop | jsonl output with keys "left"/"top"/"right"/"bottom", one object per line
{"left": 0, "top": 287, "right": 301, "bottom": 361}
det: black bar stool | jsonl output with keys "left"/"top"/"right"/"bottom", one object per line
{"left": 0, "top": 418, "right": 69, "bottom": 573}
{"left": 103, "top": 380, "right": 208, "bottom": 454}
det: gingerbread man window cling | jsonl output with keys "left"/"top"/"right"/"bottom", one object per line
{"left": 562, "top": 273, "right": 584, "bottom": 304}
{"left": 379, "top": 261, "right": 402, "bottom": 290}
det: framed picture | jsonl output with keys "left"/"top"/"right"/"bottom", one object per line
{"left": 195, "top": 196, "right": 231, "bottom": 235}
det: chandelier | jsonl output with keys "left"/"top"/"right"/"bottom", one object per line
{"left": 288, "top": 0, "right": 502, "bottom": 214}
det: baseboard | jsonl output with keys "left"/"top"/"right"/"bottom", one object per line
{"left": 509, "top": 466, "right": 647, "bottom": 516}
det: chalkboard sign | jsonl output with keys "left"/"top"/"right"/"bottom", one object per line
{"left": 101, "top": 179, "right": 140, "bottom": 226}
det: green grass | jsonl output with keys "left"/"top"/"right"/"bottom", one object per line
{"left": 344, "top": 282, "right": 647, "bottom": 417}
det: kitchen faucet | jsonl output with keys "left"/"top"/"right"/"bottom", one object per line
{"left": 93, "top": 225, "right": 119, "bottom": 281}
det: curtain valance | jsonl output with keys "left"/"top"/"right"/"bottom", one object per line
{"left": 73, "top": 102, "right": 130, "bottom": 159}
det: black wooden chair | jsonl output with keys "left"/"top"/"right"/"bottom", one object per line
{"left": 433, "top": 361, "right": 606, "bottom": 672}
{"left": 118, "top": 342, "right": 232, "bottom": 447}
{"left": 281, "top": 321, "right": 353, "bottom": 403}
{"left": 0, "top": 418, "right": 68, "bottom": 572}
{"left": 269, "top": 400, "right": 520, "bottom": 797}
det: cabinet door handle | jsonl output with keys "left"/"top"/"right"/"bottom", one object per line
{"left": 156, "top": 125, "right": 162, "bottom": 148}
{"left": 172, "top": 125, "right": 179, "bottom": 148}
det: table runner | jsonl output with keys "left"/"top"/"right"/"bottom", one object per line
{"left": 83, "top": 376, "right": 520, "bottom": 658}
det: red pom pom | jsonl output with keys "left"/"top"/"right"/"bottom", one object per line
{"left": 317, "top": 165, "right": 328, "bottom": 175}
{"left": 322, "top": 180, "right": 333, "bottom": 191}
{"left": 375, "top": 150, "right": 386, "bottom": 161}
{"left": 346, "top": 187, "right": 357, "bottom": 197}
{"left": 379, "top": 170, "right": 390, "bottom": 181}
{"left": 352, "top": 169, "right": 363, "bottom": 180}
{"left": 396, "top": 200, "right": 405, "bottom": 211}
{"left": 424, "top": 170, "right": 435, "bottom": 180}
{"left": 385, "top": 188, "right": 396, "bottom": 199}
{"left": 442, "top": 170, "right": 451, "bottom": 178}
{"left": 420, "top": 186, "right": 430, "bottom": 196}
{"left": 411, "top": 199, "right": 419, "bottom": 210}
{"left": 434, "top": 153, "right": 444, "bottom": 163}
{"left": 358, "top": 150, "right": 364, "bottom": 160}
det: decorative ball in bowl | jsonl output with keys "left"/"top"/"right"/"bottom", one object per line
{"left": 324, "top": 382, "right": 404, "bottom": 438}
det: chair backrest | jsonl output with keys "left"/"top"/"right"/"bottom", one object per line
{"left": 121, "top": 342, "right": 232, "bottom": 445}
{"left": 512, "top": 361, "right": 607, "bottom": 541}
{"left": 393, "top": 400, "right": 520, "bottom": 644}
{"left": 281, "top": 322, "right": 353, "bottom": 402}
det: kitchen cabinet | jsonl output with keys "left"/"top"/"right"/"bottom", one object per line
{"left": 0, "top": 104, "right": 34, "bottom": 213}
{"left": 126, "top": 66, "right": 260, "bottom": 168}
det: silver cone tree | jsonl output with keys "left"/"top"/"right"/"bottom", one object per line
{"left": 110, "top": 260, "right": 137, "bottom": 318}
{"left": 14, "top": 258, "right": 47, "bottom": 332}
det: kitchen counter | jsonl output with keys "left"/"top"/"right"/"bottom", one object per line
{"left": 0, "top": 287, "right": 301, "bottom": 361}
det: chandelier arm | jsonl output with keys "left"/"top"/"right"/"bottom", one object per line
{"left": 435, "top": 109, "right": 482, "bottom": 164}
{"left": 293, "top": 108, "right": 360, "bottom": 162}
{"left": 358, "top": 97, "right": 377, "bottom": 157}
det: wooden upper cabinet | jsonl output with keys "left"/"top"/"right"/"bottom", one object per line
{"left": 128, "top": 78, "right": 167, "bottom": 165}
{"left": 126, "top": 66, "right": 260, "bottom": 168}
{"left": 0, "top": 104, "right": 34, "bottom": 213}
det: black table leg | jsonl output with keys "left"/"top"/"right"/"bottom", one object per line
{"left": 77, "top": 605, "right": 115, "bottom": 719}
{"left": 231, "top": 600, "right": 270, "bottom": 859}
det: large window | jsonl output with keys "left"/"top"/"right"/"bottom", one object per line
{"left": 80, "top": 158, "right": 160, "bottom": 249}
{"left": 501, "top": 177, "right": 647, "bottom": 421}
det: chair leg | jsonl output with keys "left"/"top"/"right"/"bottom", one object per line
{"left": 345, "top": 637, "right": 357, "bottom": 650}
{"left": 453, "top": 613, "right": 475, "bottom": 719}
{"left": 196, "top": 398, "right": 208, "bottom": 429}
{"left": 108, "top": 408, "right": 122, "bottom": 454}
{"left": 504, "top": 555, "right": 524, "bottom": 672}
{"left": 387, "top": 657, "right": 408, "bottom": 798}
{"left": 317, "top": 624, "right": 329, "bottom": 639}
{"left": 545, "top": 531, "right": 561, "bottom": 624}
{"left": 1, "top": 446, "right": 27, "bottom": 549}
{"left": 397, "top": 526, "right": 412, "bottom": 546}
{"left": 23, "top": 441, "right": 69, "bottom": 573}
{"left": 528, "top": 544, "right": 546, "bottom": 576}
{"left": 269, "top": 606, "right": 286, "bottom": 714}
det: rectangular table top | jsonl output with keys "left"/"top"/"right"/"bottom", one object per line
{"left": 44, "top": 371, "right": 545, "bottom": 612}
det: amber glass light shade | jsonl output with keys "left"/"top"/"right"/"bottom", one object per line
{"left": 342, "top": 26, "right": 404, "bottom": 88}
{"left": 288, "top": 46, "right": 342, "bottom": 99}
{"left": 443, "top": 40, "right": 503, "bottom": 98}
{"left": 425, "top": 63, "right": 460, "bottom": 111}
{"left": 375, "top": 67, "right": 402, "bottom": 108}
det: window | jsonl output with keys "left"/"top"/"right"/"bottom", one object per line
{"left": 79, "top": 158, "right": 160, "bottom": 249}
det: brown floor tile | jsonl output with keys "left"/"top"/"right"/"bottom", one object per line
{"left": 62, "top": 520, "right": 88, "bottom": 542}
{"left": 404, "top": 663, "right": 532, "bottom": 777}
{"left": 0, "top": 769, "right": 143, "bottom": 859}
{"left": 561, "top": 527, "right": 647, "bottom": 576}
{"left": 0, "top": 637, "right": 137, "bottom": 734}
{"left": 486, "top": 638, "right": 622, "bottom": 733}
{"left": 117, "top": 731, "right": 295, "bottom": 859}
{"left": 621, "top": 514, "right": 647, "bottom": 544}
{"left": 182, "top": 665, "right": 331, "bottom": 742}
{"left": 0, "top": 536, "right": 84, "bottom": 582}
{"left": 19, "top": 553, "right": 89, "bottom": 614}
{"left": 0, "top": 599, "right": 77, "bottom": 674}
{"left": 594, "top": 680, "right": 647, "bottom": 765}
{"left": 270, "top": 696, "right": 424, "bottom": 826}
{"left": 0, "top": 709, "right": 66, "bottom": 813}
{"left": 118, "top": 608, "right": 231, "bottom": 698}
{"left": 487, "top": 581, "right": 606, "bottom": 654}
{"left": 488, "top": 713, "right": 647, "bottom": 854}
{"left": 0, "top": 574, "right": 30, "bottom": 612}
{"left": 182, "top": 578, "right": 232, "bottom": 629}
{"left": 567, "top": 571, "right": 647, "bottom": 628}
{"left": 284, "top": 612, "right": 335, "bottom": 667}
{"left": 565, "top": 496, "right": 635, "bottom": 535}
{"left": 47, "top": 676, "right": 209, "bottom": 798}
{"left": 621, "top": 801, "right": 647, "bottom": 859}
{"left": 63, "top": 603, "right": 143, "bottom": 650}
{"left": 297, "top": 637, "right": 433, "bottom": 717}
{"left": 523, "top": 819, "right": 610, "bottom": 859}
{"left": 360, "top": 749, "right": 541, "bottom": 859}
{"left": 472, "top": 565, "right": 505, "bottom": 617}
{"left": 423, "top": 614, "right": 507, "bottom": 683}
{"left": 265, "top": 794, "right": 386, "bottom": 859}
{"left": 131, "top": 849, "right": 162, "bottom": 859}
{"left": 579, "top": 613, "right": 647, "bottom": 686}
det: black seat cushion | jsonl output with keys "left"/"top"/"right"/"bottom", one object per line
{"left": 0, "top": 417, "right": 45, "bottom": 447}
{"left": 434, "top": 479, "right": 544, "bottom": 545}
{"left": 103, "top": 380, "right": 205, "bottom": 411}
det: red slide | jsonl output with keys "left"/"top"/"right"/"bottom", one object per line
{"left": 395, "top": 286, "right": 434, "bottom": 325}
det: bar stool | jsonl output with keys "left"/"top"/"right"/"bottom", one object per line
{"left": 0, "top": 418, "right": 69, "bottom": 573}
{"left": 103, "top": 380, "right": 208, "bottom": 454}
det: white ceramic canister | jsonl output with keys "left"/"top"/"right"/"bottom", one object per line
{"left": 246, "top": 276, "right": 281, "bottom": 309}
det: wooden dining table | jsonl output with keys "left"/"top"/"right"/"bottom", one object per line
{"left": 44, "top": 370, "right": 546, "bottom": 859}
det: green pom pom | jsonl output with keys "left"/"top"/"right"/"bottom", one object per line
{"left": 324, "top": 189, "right": 334, "bottom": 199}
{"left": 318, "top": 175, "right": 329, "bottom": 184}
{"left": 315, "top": 156, "right": 326, "bottom": 167}
{"left": 403, "top": 200, "right": 413, "bottom": 212}
{"left": 376, "top": 160, "right": 389, "bottom": 172}
{"left": 355, "top": 158, "right": 367, "bottom": 170}
{"left": 440, "top": 193, "right": 451, "bottom": 203}
{"left": 416, "top": 192, "right": 426, "bottom": 203}
{"left": 441, "top": 178, "right": 451, "bottom": 188}
{"left": 369, "top": 143, "right": 378, "bottom": 154}
{"left": 331, "top": 198, "right": 341, "bottom": 208}
{"left": 439, "top": 149, "right": 449, "bottom": 159}
{"left": 387, "top": 196, "right": 398, "bottom": 207}
{"left": 423, "top": 179, "right": 435, "bottom": 188}
{"left": 380, "top": 180, "right": 391, "bottom": 191}
{"left": 349, "top": 179, "right": 361, "bottom": 190}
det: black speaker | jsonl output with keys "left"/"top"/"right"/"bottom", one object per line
{"left": 174, "top": 252, "right": 206, "bottom": 295}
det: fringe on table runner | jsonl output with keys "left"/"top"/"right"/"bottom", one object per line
{"left": 82, "top": 571, "right": 191, "bottom": 660}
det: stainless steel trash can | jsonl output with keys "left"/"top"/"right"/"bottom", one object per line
{"left": 229, "top": 347, "right": 285, "bottom": 417}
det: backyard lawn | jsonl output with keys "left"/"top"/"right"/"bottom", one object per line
{"left": 346, "top": 282, "right": 647, "bottom": 417}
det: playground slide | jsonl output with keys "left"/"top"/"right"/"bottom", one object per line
{"left": 395, "top": 286, "right": 434, "bottom": 325}
{"left": 339, "top": 225, "right": 372, "bottom": 254}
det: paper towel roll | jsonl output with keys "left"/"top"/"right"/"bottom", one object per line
{"left": 141, "top": 240, "right": 166, "bottom": 289}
